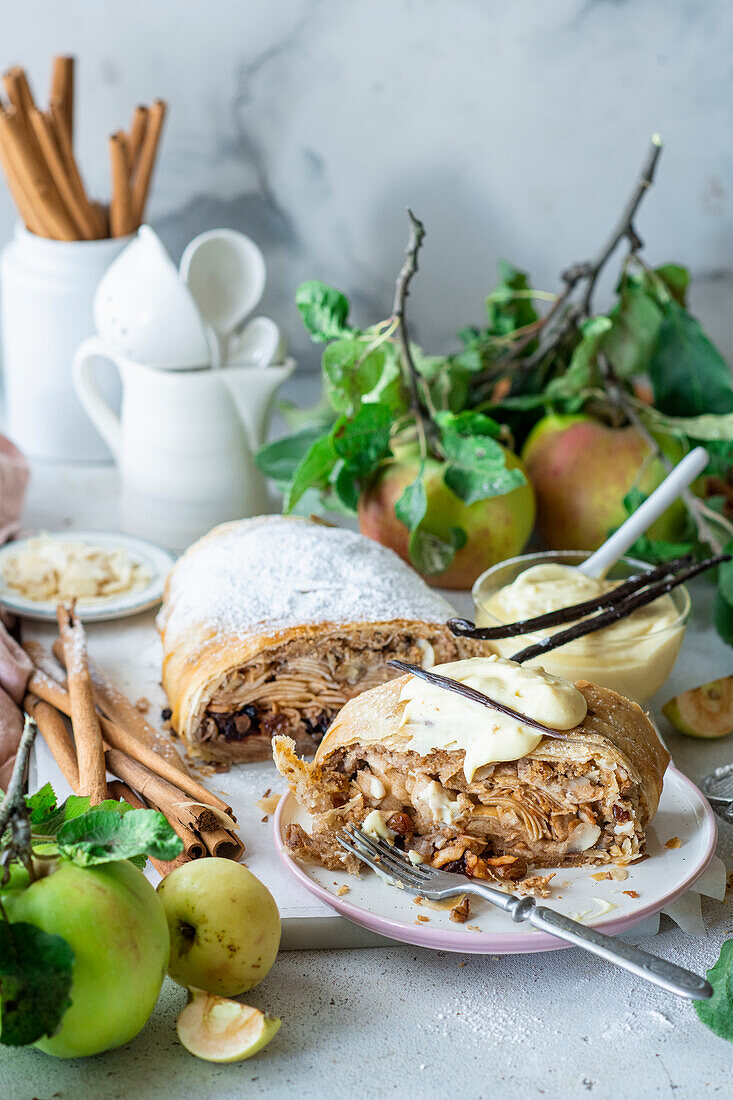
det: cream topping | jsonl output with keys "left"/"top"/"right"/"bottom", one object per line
{"left": 398, "top": 655, "right": 587, "bottom": 781}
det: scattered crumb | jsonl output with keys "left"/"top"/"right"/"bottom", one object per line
{"left": 665, "top": 837, "right": 682, "bottom": 849}
{"left": 413, "top": 896, "right": 424, "bottom": 906}
{"left": 591, "top": 872, "right": 612, "bottom": 881}
{"left": 609, "top": 867, "right": 629, "bottom": 881}
{"left": 623, "top": 890, "right": 640, "bottom": 898}
{"left": 256, "top": 793, "right": 282, "bottom": 815}
{"left": 260, "top": 815, "right": 269, "bottom": 824}
{"left": 450, "top": 897, "right": 470, "bottom": 924}
{"left": 467, "top": 925, "right": 481, "bottom": 932}
{"left": 458, "top": 961, "right": 466, "bottom": 968}
{"left": 336, "top": 885, "right": 350, "bottom": 897}
{"left": 416, "top": 915, "right": 430, "bottom": 923}
{"left": 135, "top": 696, "right": 150, "bottom": 713}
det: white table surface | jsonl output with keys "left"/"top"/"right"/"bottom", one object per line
{"left": 4, "top": 401, "right": 733, "bottom": 1098}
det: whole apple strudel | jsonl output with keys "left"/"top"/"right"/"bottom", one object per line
{"left": 158, "top": 517, "right": 478, "bottom": 764}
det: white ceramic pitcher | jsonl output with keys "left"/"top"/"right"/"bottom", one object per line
{"left": 73, "top": 336, "right": 295, "bottom": 549}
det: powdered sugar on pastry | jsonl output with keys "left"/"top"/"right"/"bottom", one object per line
{"left": 159, "top": 516, "right": 457, "bottom": 649}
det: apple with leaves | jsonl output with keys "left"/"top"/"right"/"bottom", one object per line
{"left": 521, "top": 413, "right": 688, "bottom": 552}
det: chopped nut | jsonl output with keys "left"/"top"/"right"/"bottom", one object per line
{"left": 336, "top": 885, "right": 350, "bottom": 897}
{"left": 591, "top": 872, "right": 612, "bottom": 881}
{"left": 256, "top": 793, "right": 282, "bottom": 815}
{"left": 665, "top": 837, "right": 682, "bottom": 849}
{"left": 609, "top": 867, "right": 629, "bottom": 881}
{"left": 623, "top": 890, "right": 640, "bottom": 898}
{"left": 450, "top": 897, "right": 470, "bottom": 924}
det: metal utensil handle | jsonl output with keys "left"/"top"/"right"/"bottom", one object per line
{"left": 530, "top": 905, "right": 711, "bottom": 1000}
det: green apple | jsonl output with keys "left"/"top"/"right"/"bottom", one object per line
{"left": 2, "top": 858, "right": 169, "bottom": 1058}
{"left": 158, "top": 858, "right": 281, "bottom": 997}
{"left": 662, "top": 677, "right": 733, "bottom": 739}
{"left": 177, "top": 991, "right": 280, "bottom": 1062}
{"left": 521, "top": 413, "right": 688, "bottom": 551}
{"left": 357, "top": 445, "right": 535, "bottom": 589}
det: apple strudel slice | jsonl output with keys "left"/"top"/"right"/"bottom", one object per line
{"left": 158, "top": 516, "right": 479, "bottom": 765}
{"left": 274, "top": 656, "right": 670, "bottom": 886}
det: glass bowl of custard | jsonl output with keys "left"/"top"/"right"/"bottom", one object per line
{"left": 471, "top": 550, "right": 691, "bottom": 703}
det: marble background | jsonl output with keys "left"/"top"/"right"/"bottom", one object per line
{"left": 2, "top": 0, "right": 733, "bottom": 371}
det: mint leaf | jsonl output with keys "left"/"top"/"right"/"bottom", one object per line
{"left": 648, "top": 300, "right": 733, "bottom": 417}
{"left": 26, "top": 783, "right": 57, "bottom": 823}
{"left": 695, "top": 939, "right": 733, "bottom": 1041}
{"left": 322, "top": 340, "right": 399, "bottom": 415}
{"left": 333, "top": 403, "right": 392, "bottom": 477}
{"left": 296, "top": 281, "right": 354, "bottom": 343}
{"left": 256, "top": 425, "right": 331, "bottom": 485}
{"left": 0, "top": 922, "right": 74, "bottom": 1046}
{"left": 29, "top": 794, "right": 130, "bottom": 841}
{"left": 436, "top": 410, "right": 502, "bottom": 440}
{"left": 57, "top": 808, "right": 183, "bottom": 867}
{"left": 283, "top": 432, "right": 337, "bottom": 514}
{"left": 440, "top": 427, "right": 525, "bottom": 506}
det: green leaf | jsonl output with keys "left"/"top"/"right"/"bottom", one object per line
{"left": 26, "top": 783, "right": 57, "bottom": 823}
{"left": 648, "top": 300, "right": 733, "bottom": 417}
{"left": 439, "top": 427, "right": 525, "bottom": 506}
{"left": 718, "top": 541, "right": 733, "bottom": 607}
{"left": 295, "top": 281, "right": 354, "bottom": 343}
{"left": 333, "top": 463, "right": 361, "bottom": 511}
{"left": 256, "top": 425, "right": 332, "bottom": 485}
{"left": 408, "top": 526, "right": 467, "bottom": 576}
{"left": 695, "top": 939, "right": 733, "bottom": 1041}
{"left": 0, "top": 921, "right": 74, "bottom": 1046}
{"left": 655, "top": 263, "right": 689, "bottom": 306}
{"left": 395, "top": 472, "right": 427, "bottom": 533}
{"left": 435, "top": 410, "right": 502, "bottom": 439}
{"left": 27, "top": 793, "right": 128, "bottom": 841}
{"left": 283, "top": 433, "right": 337, "bottom": 514}
{"left": 546, "top": 317, "right": 613, "bottom": 401}
{"left": 57, "top": 808, "right": 183, "bottom": 867}
{"left": 333, "top": 403, "right": 392, "bottom": 477}
{"left": 485, "top": 260, "right": 538, "bottom": 337}
{"left": 603, "top": 276, "right": 663, "bottom": 378}
{"left": 635, "top": 403, "right": 733, "bottom": 443}
{"left": 714, "top": 591, "right": 733, "bottom": 646}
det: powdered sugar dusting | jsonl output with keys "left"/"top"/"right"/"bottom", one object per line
{"left": 160, "top": 517, "right": 458, "bottom": 646}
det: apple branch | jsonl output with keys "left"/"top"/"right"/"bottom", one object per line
{"left": 393, "top": 208, "right": 431, "bottom": 462}
{"left": 0, "top": 716, "right": 38, "bottom": 884}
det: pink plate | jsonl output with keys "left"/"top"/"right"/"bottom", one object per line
{"left": 273, "top": 765, "right": 716, "bottom": 954}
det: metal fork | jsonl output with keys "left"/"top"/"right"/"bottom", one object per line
{"left": 701, "top": 764, "right": 733, "bottom": 824}
{"left": 337, "top": 825, "right": 712, "bottom": 1001}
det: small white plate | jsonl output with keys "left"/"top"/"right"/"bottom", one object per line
{"left": 0, "top": 530, "right": 176, "bottom": 622}
{"left": 275, "top": 765, "right": 716, "bottom": 954}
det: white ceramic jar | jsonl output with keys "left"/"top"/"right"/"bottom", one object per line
{"left": 0, "top": 225, "right": 132, "bottom": 461}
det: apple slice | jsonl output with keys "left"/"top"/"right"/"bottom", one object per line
{"left": 177, "top": 991, "right": 281, "bottom": 1062}
{"left": 662, "top": 676, "right": 733, "bottom": 739}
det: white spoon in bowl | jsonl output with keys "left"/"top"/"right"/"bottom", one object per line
{"left": 226, "top": 317, "right": 283, "bottom": 369}
{"left": 179, "top": 229, "right": 266, "bottom": 366}
{"left": 578, "top": 446, "right": 709, "bottom": 578}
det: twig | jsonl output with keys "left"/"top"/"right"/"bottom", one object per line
{"left": 392, "top": 209, "right": 431, "bottom": 460}
{"left": 0, "top": 716, "right": 38, "bottom": 883}
{"left": 580, "top": 135, "right": 663, "bottom": 316}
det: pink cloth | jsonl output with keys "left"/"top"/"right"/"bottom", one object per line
{"left": 0, "top": 434, "right": 31, "bottom": 790}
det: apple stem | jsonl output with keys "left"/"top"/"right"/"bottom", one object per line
{"left": 392, "top": 209, "right": 434, "bottom": 463}
{"left": 0, "top": 716, "right": 39, "bottom": 886}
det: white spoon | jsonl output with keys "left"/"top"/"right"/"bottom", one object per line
{"left": 226, "top": 317, "right": 283, "bottom": 369}
{"left": 179, "top": 229, "right": 266, "bottom": 366}
{"left": 578, "top": 446, "right": 709, "bottom": 578}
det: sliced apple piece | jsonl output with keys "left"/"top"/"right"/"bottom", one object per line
{"left": 662, "top": 676, "right": 733, "bottom": 739}
{"left": 177, "top": 991, "right": 281, "bottom": 1062}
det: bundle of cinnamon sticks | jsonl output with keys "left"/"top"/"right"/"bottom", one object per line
{"left": 0, "top": 56, "right": 166, "bottom": 241}
{"left": 23, "top": 602, "right": 242, "bottom": 877}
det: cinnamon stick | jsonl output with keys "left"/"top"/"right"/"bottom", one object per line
{"left": 23, "top": 640, "right": 67, "bottom": 686}
{"left": 29, "top": 108, "right": 93, "bottom": 239}
{"left": 0, "top": 122, "right": 48, "bottom": 236}
{"left": 127, "top": 105, "right": 148, "bottom": 176}
{"left": 109, "top": 132, "right": 134, "bottom": 237}
{"left": 49, "top": 56, "right": 74, "bottom": 144}
{"left": 49, "top": 101, "right": 105, "bottom": 238}
{"left": 56, "top": 602, "right": 108, "bottom": 804}
{"left": 202, "top": 827, "right": 244, "bottom": 861}
{"left": 24, "top": 693, "right": 79, "bottom": 792}
{"left": 0, "top": 105, "right": 77, "bottom": 240}
{"left": 105, "top": 748, "right": 205, "bottom": 859}
{"left": 52, "top": 639, "right": 191, "bottom": 778}
{"left": 130, "top": 98, "right": 166, "bottom": 224}
{"left": 27, "top": 666, "right": 233, "bottom": 816}
{"left": 107, "top": 780, "right": 189, "bottom": 877}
